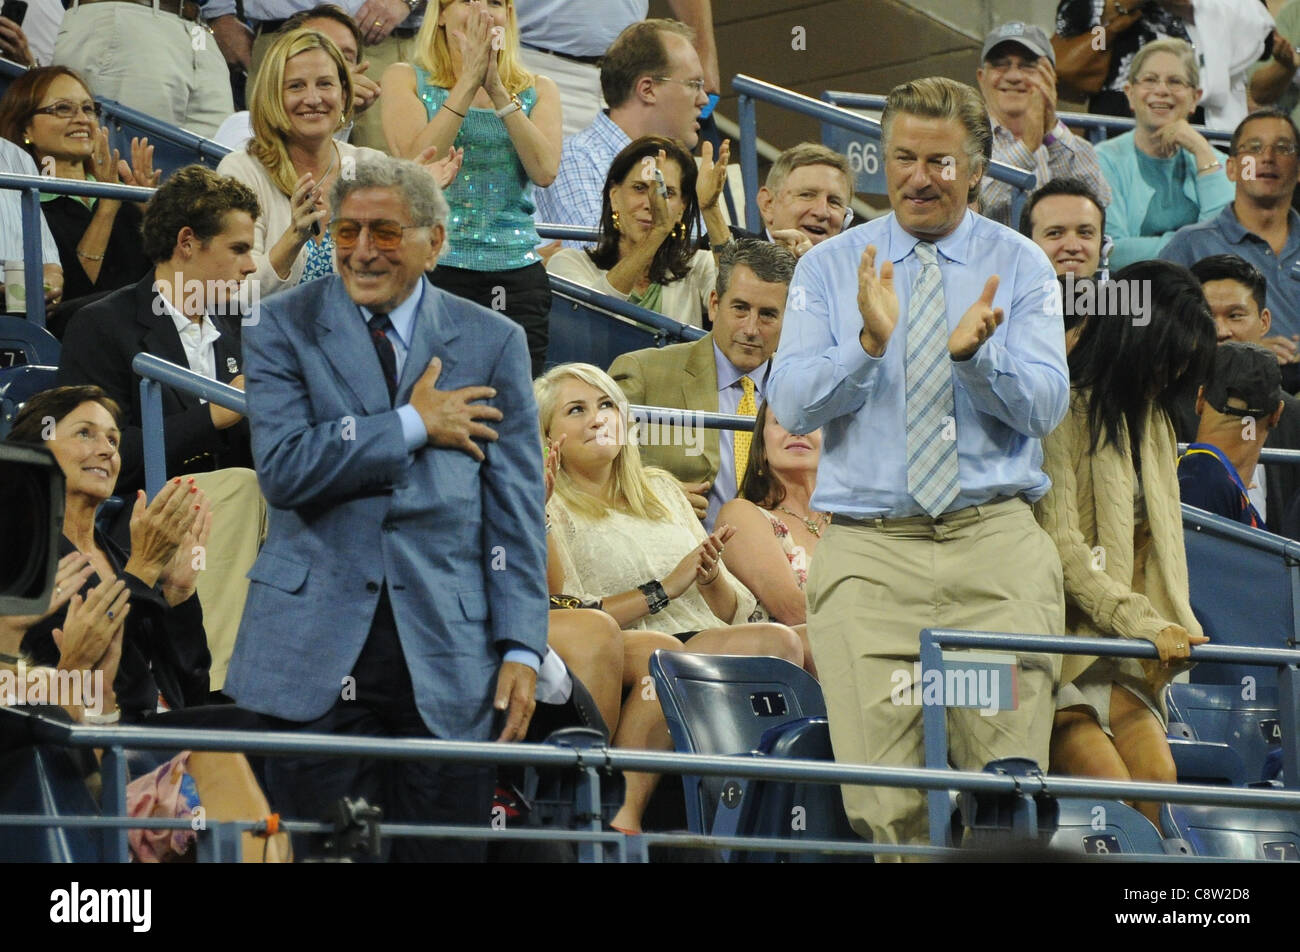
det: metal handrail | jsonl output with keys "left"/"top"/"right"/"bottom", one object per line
{"left": 919, "top": 629, "right": 1300, "bottom": 847}
{"left": 536, "top": 224, "right": 600, "bottom": 243}
{"left": 823, "top": 90, "right": 1235, "bottom": 146}
{"left": 732, "top": 75, "right": 1038, "bottom": 229}
{"left": 548, "top": 274, "right": 707, "bottom": 341}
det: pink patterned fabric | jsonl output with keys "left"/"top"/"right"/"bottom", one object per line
{"left": 125, "top": 751, "right": 200, "bottom": 862}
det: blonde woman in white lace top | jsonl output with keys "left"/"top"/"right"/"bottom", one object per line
{"left": 537, "top": 362, "right": 806, "bottom": 832}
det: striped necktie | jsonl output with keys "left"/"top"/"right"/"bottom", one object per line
{"left": 905, "top": 242, "right": 960, "bottom": 517}
{"left": 733, "top": 375, "right": 757, "bottom": 491}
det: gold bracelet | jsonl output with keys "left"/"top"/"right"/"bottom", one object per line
{"left": 76, "top": 249, "right": 106, "bottom": 261}
{"left": 1197, "top": 160, "right": 1222, "bottom": 174}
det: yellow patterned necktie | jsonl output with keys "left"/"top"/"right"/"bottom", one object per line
{"left": 733, "top": 375, "right": 757, "bottom": 491}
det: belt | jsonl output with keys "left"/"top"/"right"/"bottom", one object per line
{"left": 521, "top": 42, "right": 602, "bottom": 66}
{"left": 255, "top": 18, "right": 417, "bottom": 38}
{"left": 830, "top": 495, "right": 1022, "bottom": 529}
{"left": 78, "top": 0, "right": 204, "bottom": 22}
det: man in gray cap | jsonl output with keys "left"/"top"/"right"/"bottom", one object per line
{"left": 1179, "top": 341, "right": 1287, "bottom": 532}
{"left": 975, "top": 20, "right": 1110, "bottom": 226}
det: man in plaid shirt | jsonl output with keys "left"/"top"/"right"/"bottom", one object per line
{"left": 975, "top": 21, "right": 1111, "bottom": 226}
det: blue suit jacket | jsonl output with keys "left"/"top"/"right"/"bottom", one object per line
{"left": 224, "top": 275, "right": 549, "bottom": 740}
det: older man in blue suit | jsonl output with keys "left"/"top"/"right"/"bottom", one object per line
{"left": 225, "top": 155, "right": 548, "bottom": 862}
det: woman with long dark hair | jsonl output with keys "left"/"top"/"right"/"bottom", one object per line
{"left": 546, "top": 135, "right": 730, "bottom": 329}
{"left": 1035, "top": 259, "right": 1216, "bottom": 825}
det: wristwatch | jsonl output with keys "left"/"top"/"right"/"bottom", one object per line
{"left": 638, "top": 580, "right": 670, "bottom": 615}
{"left": 495, "top": 94, "right": 523, "bottom": 119}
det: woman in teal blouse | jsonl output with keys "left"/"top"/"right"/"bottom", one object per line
{"left": 1097, "top": 38, "right": 1233, "bottom": 270}
{"left": 383, "top": 0, "right": 562, "bottom": 377}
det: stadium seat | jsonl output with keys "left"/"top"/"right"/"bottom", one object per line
{"left": 0, "top": 317, "right": 60, "bottom": 367}
{"left": 648, "top": 651, "right": 828, "bottom": 842}
{"left": 1048, "top": 798, "right": 1172, "bottom": 856}
{"left": 0, "top": 364, "right": 57, "bottom": 439}
{"left": 1182, "top": 504, "right": 1298, "bottom": 691}
{"left": 1166, "top": 683, "right": 1281, "bottom": 784}
{"left": 710, "top": 715, "right": 864, "bottom": 862}
{"left": 1161, "top": 802, "right": 1300, "bottom": 860}
{"left": 545, "top": 274, "right": 704, "bottom": 371}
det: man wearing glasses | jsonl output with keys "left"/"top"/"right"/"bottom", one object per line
{"left": 974, "top": 20, "right": 1111, "bottom": 227}
{"left": 1162, "top": 108, "right": 1300, "bottom": 389}
{"left": 534, "top": 18, "right": 710, "bottom": 246}
{"left": 226, "top": 154, "right": 547, "bottom": 862}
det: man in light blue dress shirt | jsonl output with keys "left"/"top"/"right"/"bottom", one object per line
{"left": 768, "top": 77, "right": 1069, "bottom": 856}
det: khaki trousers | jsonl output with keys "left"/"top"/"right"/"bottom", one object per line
{"left": 187, "top": 468, "right": 267, "bottom": 691}
{"left": 250, "top": 30, "right": 418, "bottom": 155}
{"left": 806, "top": 498, "right": 1064, "bottom": 858}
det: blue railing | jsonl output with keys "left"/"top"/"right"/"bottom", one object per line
{"left": 918, "top": 630, "right": 1300, "bottom": 847}
{"left": 823, "top": 91, "right": 1236, "bottom": 147}
{"left": 8, "top": 688, "right": 1299, "bottom": 861}
{"left": 0, "top": 173, "right": 153, "bottom": 329}
{"left": 549, "top": 274, "right": 705, "bottom": 343}
{"left": 732, "top": 75, "right": 1038, "bottom": 228}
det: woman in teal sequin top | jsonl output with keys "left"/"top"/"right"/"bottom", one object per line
{"left": 382, "top": 0, "right": 562, "bottom": 377}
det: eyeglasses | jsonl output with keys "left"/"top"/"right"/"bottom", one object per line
{"left": 1235, "top": 140, "right": 1299, "bottom": 157}
{"left": 652, "top": 76, "right": 707, "bottom": 94}
{"left": 328, "top": 218, "right": 427, "bottom": 250}
{"left": 1133, "top": 74, "right": 1193, "bottom": 92}
{"left": 32, "top": 100, "right": 103, "bottom": 121}
{"left": 986, "top": 56, "right": 1040, "bottom": 72}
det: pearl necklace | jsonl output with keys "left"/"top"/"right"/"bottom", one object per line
{"left": 776, "top": 505, "right": 830, "bottom": 537}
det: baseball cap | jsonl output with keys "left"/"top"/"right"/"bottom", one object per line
{"left": 981, "top": 22, "right": 1056, "bottom": 66}
{"left": 1204, "top": 341, "right": 1283, "bottom": 417}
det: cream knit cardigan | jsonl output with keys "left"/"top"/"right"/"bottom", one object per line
{"left": 1034, "top": 390, "right": 1203, "bottom": 685}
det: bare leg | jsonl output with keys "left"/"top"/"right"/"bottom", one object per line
{"left": 791, "top": 624, "right": 817, "bottom": 678}
{"left": 610, "top": 631, "right": 684, "bottom": 833}
{"left": 1108, "top": 685, "right": 1177, "bottom": 828}
{"left": 546, "top": 609, "right": 624, "bottom": 735}
{"left": 684, "top": 622, "right": 805, "bottom": 667}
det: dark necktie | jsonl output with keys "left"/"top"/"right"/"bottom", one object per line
{"left": 368, "top": 311, "right": 398, "bottom": 405}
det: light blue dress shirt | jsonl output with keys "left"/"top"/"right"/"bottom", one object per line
{"left": 203, "top": 0, "right": 422, "bottom": 27}
{"left": 514, "top": 0, "right": 647, "bottom": 58}
{"left": 768, "top": 210, "right": 1069, "bottom": 519}
{"left": 707, "top": 344, "right": 768, "bottom": 529}
{"left": 360, "top": 279, "right": 539, "bottom": 671}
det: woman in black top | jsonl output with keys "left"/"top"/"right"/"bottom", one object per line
{"left": 0, "top": 66, "right": 155, "bottom": 304}
{"left": 6, "top": 386, "right": 213, "bottom": 721}
{"left": 1055, "top": 0, "right": 1197, "bottom": 118}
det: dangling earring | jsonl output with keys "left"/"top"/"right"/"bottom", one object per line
{"left": 672, "top": 221, "right": 686, "bottom": 240}
{"left": 611, "top": 210, "right": 622, "bottom": 232}
{"left": 22, "top": 135, "right": 31, "bottom": 145}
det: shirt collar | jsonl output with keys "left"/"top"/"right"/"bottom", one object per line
{"left": 41, "top": 171, "right": 96, "bottom": 209}
{"left": 360, "top": 279, "right": 424, "bottom": 349}
{"left": 886, "top": 208, "right": 974, "bottom": 265}
{"left": 161, "top": 292, "right": 221, "bottom": 345}
{"left": 711, "top": 338, "right": 770, "bottom": 393}
{"left": 594, "top": 110, "right": 633, "bottom": 151}
{"left": 1218, "top": 202, "right": 1300, "bottom": 250}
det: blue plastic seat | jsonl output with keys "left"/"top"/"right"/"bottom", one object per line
{"left": 1182, "top": 504, "right": 1298, "bottom": 692}
{"left": 648, "top": 651, "right": 832, "bottom": 845}
{"left": 1161, "top": 802, "right": 1300, "bottom": 860}
{"left": 1166, "top": 682, "right": 1281, "bottom": 784}
{"left": 1048, "top": 798, "right": 1172, "bottom": 856}
{"left": 0, "top": 364, "right": 58, "bottom": 439}
{"left": 0, "top": 317, "right": 60, "bottom": 367}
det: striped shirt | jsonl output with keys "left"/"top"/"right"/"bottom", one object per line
{"left": 533, "top": 111, "right": 630, "bottom": 247}
{"left": 980, "top": 119, "right": 1111, "bottom": 227}
{"left": 0, "top": 137, "right": 61, "bottom": 266}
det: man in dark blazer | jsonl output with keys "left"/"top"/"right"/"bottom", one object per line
{"left": 56, "top": 166, "right": 259, "bottom": 495}
{"left": 224, "top": 155, "right": 547, "bottom": 862}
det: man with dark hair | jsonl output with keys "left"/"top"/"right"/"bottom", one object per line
{"left": 534, "top": 18, "right": 709, "bottom": 243}
{"left": 768, "top": 76, "right": 1067, "bottom": 856}
{"left": 975, "top": 20, "right": 1110, "bottom": 226}
{"left": 58, "top": 165, "right": 260, "bottom": 494}
{"left": 1180, "top": 341, "right": 1286, "bottom": 531}
{"left": 1162, "top": 108, "right": 1300, "bottom": 386}
{"left": 56, "top": 165, "right": 263, "bottom": 690}
{"left": 1019, "top": 177, "right": 1108, "bottom": 277}
{"left": 609, "top": 238, "right": 796, "bottom": 526}
{"left": 1175, "top": 253, "right": 1300, "bottom": 531}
